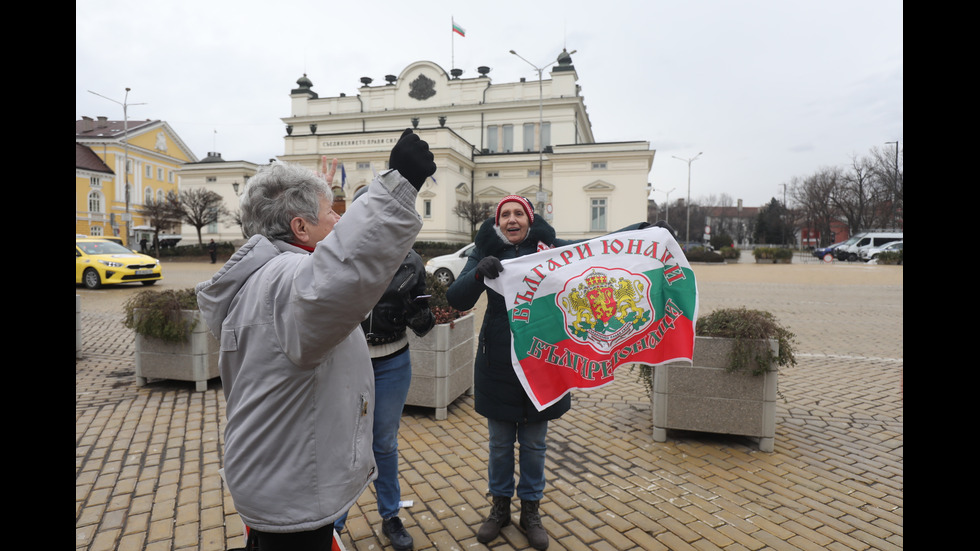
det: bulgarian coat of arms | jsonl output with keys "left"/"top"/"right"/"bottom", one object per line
{"left": 408, "top": 74, "right": 436, "bottom": 100}
{"left": 557, "top": 268, "right": 654, "bottom": 353}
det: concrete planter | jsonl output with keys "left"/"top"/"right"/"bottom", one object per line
{"left": 651, "top": 336, "right": 778, "bottom": 452}
{"left": 406, "top": 312, "right": 475, "bottom": 420}
{"left": 134, "top": 309, "right": 219, "bottom": 391}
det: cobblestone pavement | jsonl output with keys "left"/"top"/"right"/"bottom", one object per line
{"left": 76, "top": 256, "right": 902, "bottom": 550}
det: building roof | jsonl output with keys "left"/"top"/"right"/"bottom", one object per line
{"left": 75, "top": 116, "right": 159, "bottom": 139}
{"left": 75, "top": 116, "right": 200, "bottom": 163}
{"left": 75, "top": 143, "right": 113, "bottom": 174}
{"left": 707, "top": 205, "right": 760, "bottom": 218}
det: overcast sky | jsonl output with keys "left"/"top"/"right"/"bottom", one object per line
{"left": 76, "top": 0, "right": 903, "bottom": 208}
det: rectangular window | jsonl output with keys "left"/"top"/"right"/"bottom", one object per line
{"left": 502, "top": 125, "right": 513, "bottom": 152}
{"left": 591, "top": 198, "right": 607, "bottom": 231}
{"left": 486, "top": 171, "right": 499, "bottom": 178}
{"left": 169, "top": 171, "right": 174, "bottom": 183}
{"left": 542, "top": 122, "right": 551, "bottom": 148}
{"left": 145, "top": 164, "right": 152, "bottom": 178}
{"left": 487, "top": 126, "right": 498, "bottom": 153}
{"left": 158, "top": 168, "right": 164, "bottom": 180}
{"left": 528, "top": 169, "right": 540, "bottom": 177}
{"left": 90, "top": 177, "right": 101, "bottom": 188}
{"left": 357, "top": 162, "right": 371, "bottom": 170}
{"left": 592, "top": 161, "right": 607, "bottom": 170}
{"left": 206, "top": 177, "right": 217, "bottom": 183}
{"left": 423, "top": 199, "right": 432, "bottom": 218}
{"left": 523, "top": 123, "right": 535, "bottom": 152}
{"left": 207, "top": 208, "right": 219, "bottom": 233}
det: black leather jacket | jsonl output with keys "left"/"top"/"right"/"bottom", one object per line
{"left": 360, "top": 250, "right": 435, "bottom": 345}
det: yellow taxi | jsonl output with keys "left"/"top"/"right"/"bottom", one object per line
{"left": 76, "top": 237, "right": 163, "bottom": 289}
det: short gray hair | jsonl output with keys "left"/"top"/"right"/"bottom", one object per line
{"left": 240, "top": 162, "right": 332, "bottom": 241}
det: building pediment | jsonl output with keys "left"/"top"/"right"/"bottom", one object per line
{"left": 583, "top": 180, "right": 616, "bottom": 192}
{"left": 476, "top": 185, "right": 509, "bottom": 201}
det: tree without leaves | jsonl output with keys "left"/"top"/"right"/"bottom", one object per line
{"left": 453, "top": 200, "right": 495, "bottom": 238}
{"left": 789, "top": 168, "right": 841, "bottom": 247}
{"left": 228, "top": 209, "right": 247, "bottom": 239}
{"left": 139, "top": 192, "right": 183, "bottom": 257}
{"left": 177, "top": 188, "right": 230, "bottom": 246}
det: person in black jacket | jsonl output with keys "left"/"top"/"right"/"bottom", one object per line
{"left": 446, "top": 195, "right": 569, "bottom": 550}
{"left": 334, "top": 186, "right": 435, "bottom": 551}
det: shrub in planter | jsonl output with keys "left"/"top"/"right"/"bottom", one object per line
{"left": 407, "top": 273, "right": 475, "bottom": 419}
{"left": 752, "top": 247, "right": 793, "bottom": 263}
{"left": 684, "top": 247, "right": 725, "bottom": 263}
{"left": 695, "top": 307, "right": 797, "bottom": 374}
{"left": 878, "top": 250, "right": 903, "bottom": 265}
{"left": 637, "top": 307, "right": 798, "bottom": 451}
{"left": 123, "top": 288, "right": 219, "bottom": 391}
{"left": 632, "top": 307, "right": 797, "bottom": 391}
{"left": 718, "top": 246, "right": 741, "bottom": 261}
{"left": 123, "top": 288, "right": 200, "bottom": 342}
{"left": 425, "top": 272, "right": 467, "bottom": 325}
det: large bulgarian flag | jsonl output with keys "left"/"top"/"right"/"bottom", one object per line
{"left": 484, "top": 226, "right": 698, "bottom": 411}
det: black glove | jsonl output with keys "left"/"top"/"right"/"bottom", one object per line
{"left": 653, "top": 220, "right": 676, "bottom": 236}
{"left": 388, "top": 128, "right": 436, "bottom": 190}
{"left": 475, "top": 256, "right": 503, "bottom": 280}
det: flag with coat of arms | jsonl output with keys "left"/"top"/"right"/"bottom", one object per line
{"left": 484, "top": 226, "right": 699, "bottom": 411}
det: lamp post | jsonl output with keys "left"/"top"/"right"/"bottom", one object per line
{"left": 655, "top": 187, "right": 676, "bottom": 226}
{"left": 88, "top": 88, "right": 146, "bottom": 248}
{"left": 510, "top": 48, "right": 576, "bottom": 215}
{"left": 885, "top": 140, "right": 899, "bottom": 229}
{"left": 672, "top": 152, "right": 702, "bottom": 245}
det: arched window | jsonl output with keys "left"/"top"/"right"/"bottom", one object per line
{"left": 88, "top": 191, "right": 103, "bottom": 213}
{"left": 144, "top": 187, "right": 153, "bottom": 205}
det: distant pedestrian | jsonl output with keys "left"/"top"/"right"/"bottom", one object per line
{"left": 207, "top": 239, "right": 218, "bottom": 263}
{"left": 140, "top": 237, "right": 148, "bottom": 253}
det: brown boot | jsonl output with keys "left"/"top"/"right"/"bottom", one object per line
{"left": 476, "top": 495, "right": 511, "bottom": 543}
{"left": 520, "top": 499, "right": 549, "bottom": 550}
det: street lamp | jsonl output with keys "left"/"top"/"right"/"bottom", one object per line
{"left": 653, "top": 187, "right": 676, "bottom": 226}
{"left": 672, "top": 152, "right": 702, "bottom": 244}
{"left": 510, "top": 48, "right": 576, "bottom": 215}
{"left": 885, "top": 140, "right": 899, "bottom": 229}
{"left": 88, "top": 88, "right": 146, "bottom": 248}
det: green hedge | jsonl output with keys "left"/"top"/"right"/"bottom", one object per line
{"left": 752, "top": 247, "right": 793, "bottom": 260}
{"left": 685, "top": 247, "right": 725, "bottom": 263}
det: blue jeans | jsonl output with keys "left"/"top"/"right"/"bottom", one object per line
{"left": 487, "top": 418, "right": 548, "bottom": 501}
{"left": 336, "top": 348, "right": 413, "bottom": 530}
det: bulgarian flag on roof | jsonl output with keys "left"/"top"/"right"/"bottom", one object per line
{"left": 484, "top": 227, "right": 698, "bottom": 411}
{"left": 452, "top": 19, "right": 465, "bottom": 36}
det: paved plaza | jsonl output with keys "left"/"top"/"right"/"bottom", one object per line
{"left": 76, "top": 254, "right": 903, "bottom": 551}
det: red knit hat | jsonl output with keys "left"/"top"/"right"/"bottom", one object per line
{"left": 495, "top": 195, "right": 534, "bottom": 226}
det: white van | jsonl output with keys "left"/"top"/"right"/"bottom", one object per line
{"left": 835, "top": 231, "right": 903, "bottom": 261}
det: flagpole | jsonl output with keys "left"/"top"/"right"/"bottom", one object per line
{"left": 451, "top": 16, "right": 455, "bottom": 71}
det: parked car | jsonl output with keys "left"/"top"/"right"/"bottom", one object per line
{"left": 425, "top": 243, "right": 475, "bottom": 286}
{"left": 835, "top": 231, "right": 903, "bottom": 261}
{"left": 860, "top": 240, "right": 903, "bottom": 262}
{"left": 76, "top": 237, "right": 163, "bottom": 289}
{"left": 812, "top": 241, "right": 844, "bottom": 259}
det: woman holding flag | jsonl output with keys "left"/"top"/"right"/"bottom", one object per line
{"left": 448, "top": 195, "right": 661, "bottom": 549}
{"left": 447, "top": 195, "right": 564, "bottom": 550}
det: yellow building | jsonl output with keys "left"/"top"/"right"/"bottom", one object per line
{"left": 75, "top": 116, "right": 198, "bottom": 248}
